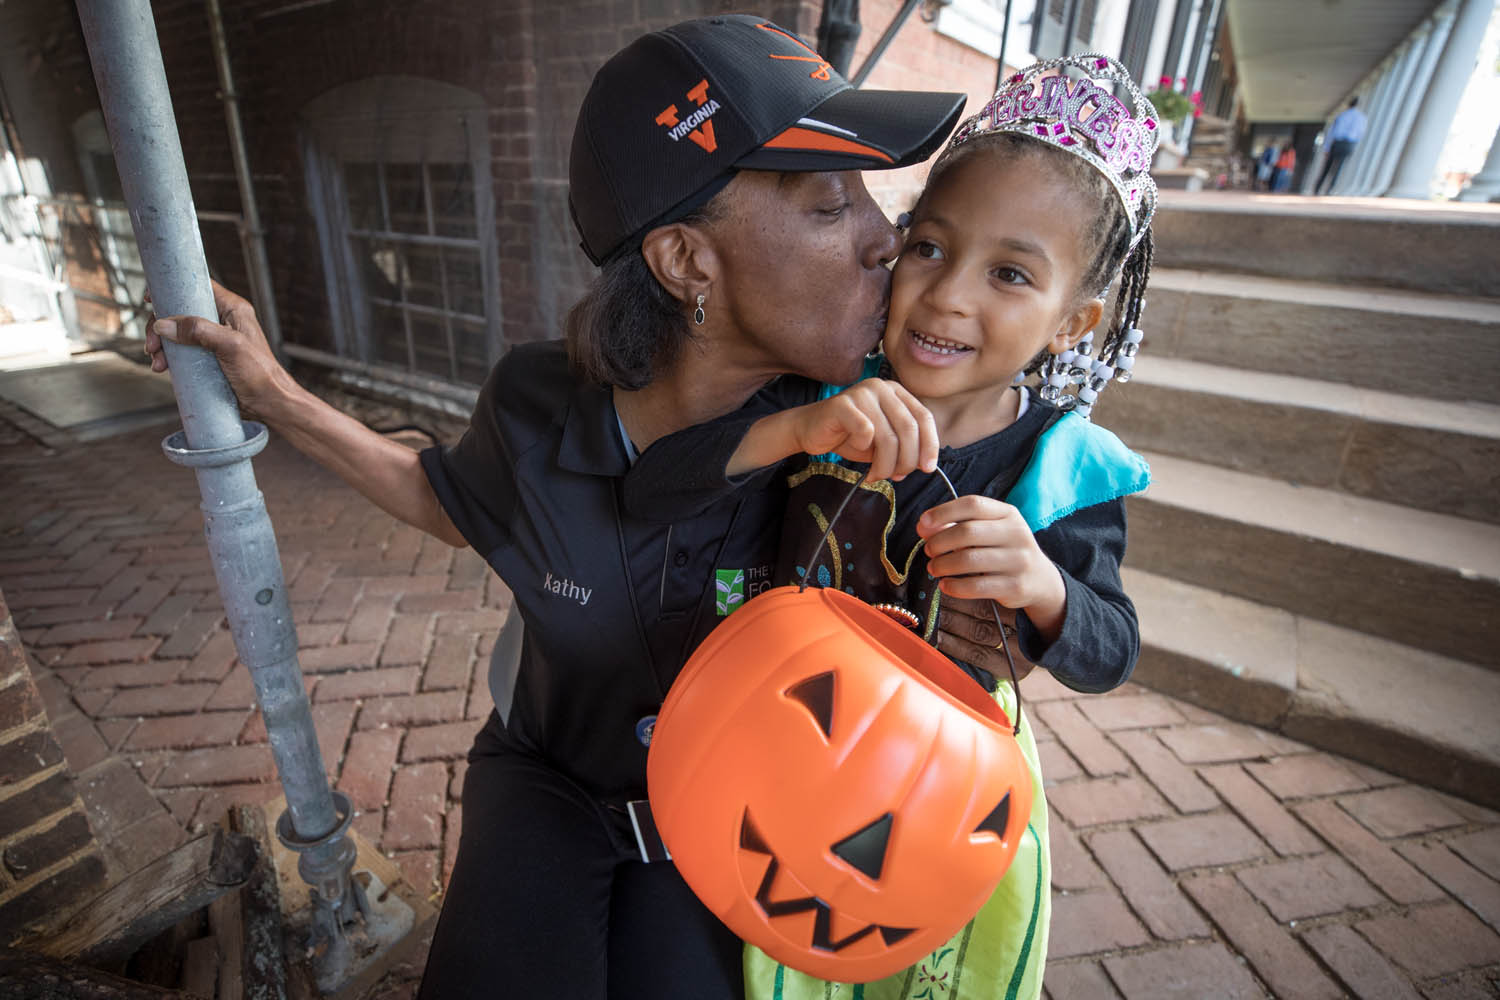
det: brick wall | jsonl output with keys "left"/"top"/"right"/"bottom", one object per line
{"left": 1, "top": 0, "right": 1008, "bottom": 364}
{"left": 829, "top": 0, "right": 1015, "bottom": 217}
{"left": 0, "top": 588, "right": 106, "bottom": 942}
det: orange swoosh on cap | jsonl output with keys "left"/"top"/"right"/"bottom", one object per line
{"left": 763, "top": 127, "right": 894, "bottom": 163}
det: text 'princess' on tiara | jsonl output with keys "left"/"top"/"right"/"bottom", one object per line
{"left": 947, "top": 53, "right": 1160, "bottom": 251}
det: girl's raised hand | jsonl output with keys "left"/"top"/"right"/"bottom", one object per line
{"left": 787, "top": 378, "right": 939, "bottom": 483}
{"left": 916, "top": 494, "right": 1067, "bottom": 642}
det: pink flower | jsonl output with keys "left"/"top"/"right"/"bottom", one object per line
{"left": 1190, "top": 91, "right": 1203, "bottom": 103}
{"left": 1159, "top": 76, "right": 1173, "bottom": 87}
{"left": 1179, "top": 76, "right": 1187, "bottom": 86}
{"left": 1193, "top": 107, "right": 1203, "bottom": 118}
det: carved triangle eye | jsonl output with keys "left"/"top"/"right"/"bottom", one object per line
{"left": 832, "top": 812, "right": 893, "bottom": 880}
{"left": 785, "top": 671, "right": 835, "bottom": 740}
{"left": 740, "top": 810, "right": 772, "bottom": 856}
{"left": 973, "top": 792, "right": 1011, "bottom": 841}
{"left": 878, "top": 925, "right": 915, "bottom": 946}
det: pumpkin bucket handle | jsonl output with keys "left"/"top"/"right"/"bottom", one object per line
{"left": 796, "top": 465, "right": 1025, "bottom": 736}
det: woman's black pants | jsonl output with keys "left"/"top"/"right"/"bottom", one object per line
{"left": 416, "top": 713, "right": 745, "bottom": 999}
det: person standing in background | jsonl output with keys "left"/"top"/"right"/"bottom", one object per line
{"left": 1315, "top": 97, "right": 1367, "bottom": 194}
{"left": 1255, "top": 144, "right": 1277, "bottom": 191}
{"left": 1272, "top": 143, "right": 1298, "bottom": 193}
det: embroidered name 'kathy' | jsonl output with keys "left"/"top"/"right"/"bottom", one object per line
{"left": 543, "top": 572, "right": 592, "bottom": 606}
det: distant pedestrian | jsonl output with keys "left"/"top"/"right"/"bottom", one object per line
{"left": 1272, "top": 143, "right": 1297, "bottom": 193}
{"left": 1254, "top": 144, "right": 1277, "bottom": 191}
{"left": 1316, "top": 97, "right": 1366, "bottom": 194}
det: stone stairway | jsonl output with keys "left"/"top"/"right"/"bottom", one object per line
{"left": 1099, "top": 190, "right": 1500, "bottom": 808}
{"left": 1181, "top": 113, "right": 1241, "bottom": 186}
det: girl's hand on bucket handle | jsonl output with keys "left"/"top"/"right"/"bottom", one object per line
{"left": 917, "top": 495, "right": 1067, "bottom": 643}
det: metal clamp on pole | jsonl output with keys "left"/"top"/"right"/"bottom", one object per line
{"left": 161, "top": 420, "right": 270, "bottom": 468}
{"left": 74, "top": 0, "right": 411, "bottom": 991}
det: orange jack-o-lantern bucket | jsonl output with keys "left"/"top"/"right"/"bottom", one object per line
{"left": 647, "top": 583, "right": 1033, "bottom": 983}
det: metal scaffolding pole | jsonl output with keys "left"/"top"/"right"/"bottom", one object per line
{"left": 850, "top": 0, "right": 922, "bottom": 87}
{"left": 74, "top": 0, "right": 407, "bottom": 990}
{"left": 204, "top": 0, "right": 284, "bottom": 359}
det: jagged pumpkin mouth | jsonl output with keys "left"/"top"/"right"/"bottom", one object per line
{"left": 736, "top": 790, "right": 1012, "bottom": 954}
{"left": 739, "top": 809, "right": 915, "bottom": 953}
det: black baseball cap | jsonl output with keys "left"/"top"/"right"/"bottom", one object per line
{"left": 569, "top": 15, "right": 965, "bottom": 265}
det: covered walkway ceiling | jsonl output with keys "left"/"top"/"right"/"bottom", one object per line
{"left": 1226, "top": 0, "right": 1445, "bottom": 122}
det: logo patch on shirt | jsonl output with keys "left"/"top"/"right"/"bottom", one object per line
{"left": 715, "top": 565, "right": 774, "bottom": 616}
{"left": 543, "top": 571, "right": 592, "bottom": 607}
{"left": 714, "top": 568, "right": 745, "bottom": 616}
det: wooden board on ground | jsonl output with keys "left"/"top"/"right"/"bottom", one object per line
{"left": 26, "top": 828, "right": 256, "bottom": 967}
{"left": 0, "top": 947, "right": 204, "bottom": 999}
{"left": 178, "top": 936, "right": 218, "bottom": 999}
{"left": 257, "top": 797, "right": 437, "bottom": 1000}
{"left": 207, "top": 880, "right": 245, "bottom": 1000}
{"left": 218, "top": 803, "right": 289, "bottom": 1000}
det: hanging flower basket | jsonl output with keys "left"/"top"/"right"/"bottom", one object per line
{"left": 1145, "top": 76, "right": 1203, "bottom": 128}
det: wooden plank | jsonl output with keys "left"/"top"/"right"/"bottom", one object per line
{"left": 0, "top": 946, "right": 203, "bottom": 999}
{"left": 259, "top": 797, "right": 437, "bottom": 1000}
{"left": 127, "top": 914, "right": 201, "bottom": 991}
{"left": 178, "top": 936, "right": 218, "bottom": 998}
{"left": 208, "top": 882, "right": 245, "bottom": 1000}
{"left": 223, "top": 804, "right": 288, "bottom": 1000}
{"left": 28, "top": 828, "right": 258, "bottom": 967}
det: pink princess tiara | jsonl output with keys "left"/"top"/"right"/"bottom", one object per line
{"left": 947, "top": 53, "right": 1160, "bottom": 250}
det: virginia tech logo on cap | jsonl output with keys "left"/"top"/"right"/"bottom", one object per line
{"left": 655, "top": 78, "right": 721, "bottom": 153}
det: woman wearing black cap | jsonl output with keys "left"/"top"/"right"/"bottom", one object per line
{"left": 149, "top": 16, "right": 970, "bottom": 998}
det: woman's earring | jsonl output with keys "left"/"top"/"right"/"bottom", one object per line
{"left": 693, "top": 294, "right": 706, "bottom": 326}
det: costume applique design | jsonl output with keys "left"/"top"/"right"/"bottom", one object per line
{"left": 775, "top": 408, "right": 1150, "bottom": 644}
{"left": 778, "top": 462, "right": 944, "bottom": 641}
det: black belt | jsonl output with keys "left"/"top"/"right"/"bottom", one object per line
{"left": 624, "top": 799, "right": 671, "bottom": 864}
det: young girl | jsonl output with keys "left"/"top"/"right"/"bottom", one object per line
{"left": 626, "top": 53, "right": 1157, "bottom": 999}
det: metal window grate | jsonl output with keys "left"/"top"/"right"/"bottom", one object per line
{"left": 301, "top": 78, "right": 500, "bottom": 390}
{"left": 339, "top": 159, "right": 489, "bottom": 385}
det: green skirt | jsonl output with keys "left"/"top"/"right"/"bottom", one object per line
{"left": 744, "top": 678, "right": 1050, "bottom": 1000}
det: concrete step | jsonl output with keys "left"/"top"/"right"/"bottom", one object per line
{"left": 1125, "top": 451, "right": 1500, "bottom": 668}
{"left": 1124, "top": 567, "right": 1500, "bottom": 809}
{"left": 1152, "top": 190, "right": 1500, "bottom": 297}
{"left": 1141, "top": 268, "right": 1500, "bottom": 404}
{"left": 1156, "top": 167, "right": 1208, "bottom": 192}
{"left": 1099, "top": 357, "right": 1500, "bottom": 524}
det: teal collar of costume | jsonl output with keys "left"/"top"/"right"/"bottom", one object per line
{"left": 1009, "top": 411, "right": 1150, "bottom": 531}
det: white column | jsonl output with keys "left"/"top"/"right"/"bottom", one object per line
{"left": 1141, "top": 0, "right": 1179, "bottom": 90}
{"left": 1457, "top": 122, "right": 1500, "bottom": 200}
{"left": 1385, "top": 0, "right": 1496, "bottom": 199}
{"left": 1342, "top": 31, "right": 1426, "bottom": 195}
{"left": 1368, "top": 11, "right": 1457, "bottom": 195}
{"left": 1334, "top": 54, "right": 1400, "bottom": 195}
{"left": 1177, "top": 0, "right": 1224, "bottom": 152}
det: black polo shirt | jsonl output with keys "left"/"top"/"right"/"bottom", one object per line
{"left": 420, "top": 341, "right": 794, "bottom": 807}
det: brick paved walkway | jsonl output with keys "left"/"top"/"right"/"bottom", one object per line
{"left": 3, "top": 412, "right": 1499, "bottom": 998}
